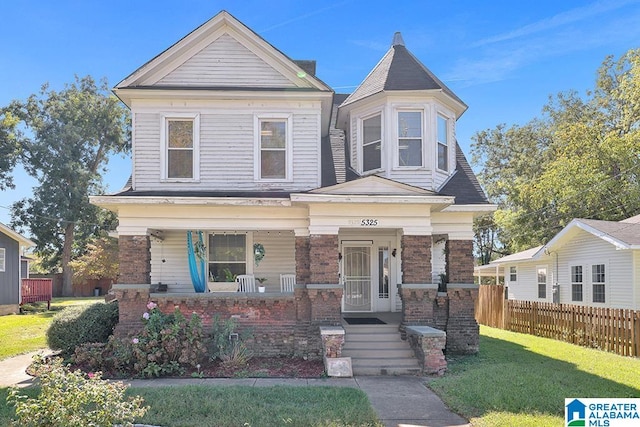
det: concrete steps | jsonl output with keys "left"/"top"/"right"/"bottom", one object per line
{"left": 342, "top": 323, "right": 421, "bottom": 376}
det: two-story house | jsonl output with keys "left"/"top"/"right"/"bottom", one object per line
{"left": 91, "top": 11, "right": 494, "bottom": 363}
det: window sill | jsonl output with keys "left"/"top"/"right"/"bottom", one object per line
{"left": 160, "top": 178, "right": 200, "bottom": 183}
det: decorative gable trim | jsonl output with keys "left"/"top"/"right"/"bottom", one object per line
{"left": 115, "top": 11, "right": 331, "bottom": 93}
{"left": 309, "top": 175, "right": 435, "bottom": 196}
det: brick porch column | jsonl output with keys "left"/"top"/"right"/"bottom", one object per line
{"left": 118, "top": 235, "right": 151, "bottom": 284}
{"left": 295, "top": 235, "right": 311, "bottom": 285}
{"left": 309, "top": 234, "right": 339, "bottom": 284}
{"left": 446, "top": 240, "right": 474, "bottom": 284}
{"left": 401, "top": 235, "right": 432, "bottom": 284}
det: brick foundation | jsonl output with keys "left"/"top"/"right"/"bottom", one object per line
{"left": 401, "top": 235, "right": 432, "bottom": 283}
{"left": 118, "top": 235, "right": 150, "bottom": 284}
{"left": 447, "top": 240, "right": 474, "bottom": 284}
{"left": 309, "top": 235, "right": 339, "bottom": 284}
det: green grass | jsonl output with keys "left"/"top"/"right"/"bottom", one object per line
{"left": 0, "top": 297, "right": 102, "bottom": 360}
{"left": 428, "top": 326, "right": 640, "bottom": 427}
{"left": 1, "top": 385, "right": 382, "bottom": 427}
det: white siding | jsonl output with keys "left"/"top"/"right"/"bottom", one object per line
{"left": 150, "top": 231, "right": 191, "bottom": 292}
{"left": 132, "top": 108, "right": 320, "bottom": 192}
{"left": 157, "top": 34, "right": 295, "bottom": 88}
{"left": 252, "top": 231, "right": 296, "bottom": 293}
{"left": 150, "top": 230, "right": 295, "bottom": 293}
{"left": 556, "top": 230, "right": 633, "bottom": 309}
{"left": 634, "top": 251, "right": 640, "bottom": 309}
{"left": 431, "top": 239, "right": 446, "bottom": 283}
{"left": 506, "top": 230, "right": 638, "bottom": 309}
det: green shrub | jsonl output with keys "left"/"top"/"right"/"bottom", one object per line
{"left": 47, "top": 302, "right": 119, "bottom": 354}
{"left": 209, "top": 315, "right": 253, "bottom": 368}
{"left": 73, "top": 302, "right": 207, "bottom": 378}
{"left": 7, "top": 355, "right": 147, "bottom": 427}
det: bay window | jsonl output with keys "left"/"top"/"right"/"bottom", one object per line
{"left": 362, "top": 114, "right": 381, "bottom": 172}
{"left": 397, "top": 111, "right": 422, "bottom": 167}
{"left": 437, "top": 114, "right": 449, "bottom": 171}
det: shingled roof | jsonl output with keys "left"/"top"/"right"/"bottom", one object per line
{"left": 341, "top": 32, "right": 466, "bottom": 110}
{"left": 438, "top": 143, "right": 490, "bottom": 204}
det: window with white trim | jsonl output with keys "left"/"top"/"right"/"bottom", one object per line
{"left": 162, "top": 114, "right": 199, "bottom": 180}
{"left": 509, "top": 266, "right": 517, "bottom": 283}
{"left": 208, "top": 234, "right": 247, "bottom": 282}
{"left": 256, "top": 116, "right": 291, "bottom": 181}
{"left": 537, "top": 266, "right": 547, "bottom": 299}
{"left": 362, "top": 114, "right": 382, "bottom": 172}
{"left": 397, "top": 111, "right": 422, "bottom": 167}
{"left": 0, "top": 248, "right": 5, "bottom": 272}
{"left": 571, "top": 265, "right": 583, "bottom": 302}
{"left": 437, "top": 114, "right": 449, "bottom": 171}
{"left": 592, "top": 264, "right": 606, "bottom": 303}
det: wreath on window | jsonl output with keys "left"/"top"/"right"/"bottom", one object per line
{"left": 253, "top": 243, "right": 266, "bottom": 266}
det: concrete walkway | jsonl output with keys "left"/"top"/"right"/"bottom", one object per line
{"left": 1, "top": 352, "right": 470, "bottom": 427}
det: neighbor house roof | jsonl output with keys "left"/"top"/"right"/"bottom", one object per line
{"left": 340, "top": 32, "right": 467, "bottom": 114}
{"left": 545, "top": 218, "right": 640, "bottom": 250}
{"left": 490, "top": 246, "right": 544, "bottom": 265}
{"left": 0, "top": 222, "right": 35, "bottom": 248}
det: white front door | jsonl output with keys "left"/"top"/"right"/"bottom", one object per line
{"left": 341, "top": 240, "right": 394, "bottom": 313}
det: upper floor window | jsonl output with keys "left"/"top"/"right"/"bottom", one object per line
{"left": 592, "top": 264, "right": 606, "bottom": 303}
{"left": 255, "top": 115, "right": 291, "bottom": 181}
{"left": 397, "top": 111, "right": 422, "bottom": 167}
{"left": 437, "top": 115, "right": 449, "bottom": 171}
{"left": 162, "top": 114, "right": 199, "bottom": 180}
{"left": 0, "top": 248, "right": 5, "bottom": 272}
{"left": 362, "top": 114, "right": 381, "bottom": 172}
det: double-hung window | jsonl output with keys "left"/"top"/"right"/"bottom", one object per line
{"left": 397, "top": 111, "right": 422, "bottom": 167}
{"left": 0, "top": 248, "right": 5, "bottom": 272}
{"left": 208, "top": 234, "right": 247, "bottom": 282}
{"left": 362, "top": 114, "right": 382, "bottom": 173}
{"left": 592, "top": 264, "right": 606, "bottom": 303}
{"left": 256, "top": 116, "right": 291, "bottom": 180}
{"left": 437, "top": 114, "right": 449, "bottom": 171}
{"left": 509, "top": 266, "right": 517, "bottom": 283}
{"left": 162, "top": 114, "right": 199, "bottom": 180}
{"left": 537, "top": 267, "right": 547, "bottom": 299}
{"left": 571, "top": 265, "right": 583, "bottom": 302}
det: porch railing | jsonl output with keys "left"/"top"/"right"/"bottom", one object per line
{"left": 21, "top": 278, "right": 53, "bottom": 310}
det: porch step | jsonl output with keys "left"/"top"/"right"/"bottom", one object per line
{"left": 342, "top": 324, "right": 421, "bottom": 376}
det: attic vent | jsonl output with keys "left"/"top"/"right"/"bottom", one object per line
{"left": 392, "top": 32, "right": 405, "bottom": 47}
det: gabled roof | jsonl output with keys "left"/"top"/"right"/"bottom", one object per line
{"left": 339, "top": 32, "right": 467, "bottom": 116}
{"left": 490, "top": 246, "right": 544, "bottom": 265}
{"left": 116, "top": 11, "right": 332, "bottom": 93}
{"left": 438, "top": 143, "right": 490, "bottom": 205}
{"left": 0, "top": 223, "right": 35, "bottom": 248}
{"left": 545, "top": 218, "right": 640, "bottom": 251}
{"left": 310, "top": 174, "right": 438, "bottom": 196}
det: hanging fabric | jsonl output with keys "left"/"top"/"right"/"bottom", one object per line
{"left": 187, "top": 230, "right": 206, "bottom": 293}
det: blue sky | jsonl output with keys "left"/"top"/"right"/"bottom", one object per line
{"left": 1, "top": 0, "right": 640, "bottom": 226}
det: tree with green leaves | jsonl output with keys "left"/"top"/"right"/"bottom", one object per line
{"left": 472, "top": 48, "right": 640, "bottom": 257}
{"left": 8, "top": 76, "right": 130, "bottom": 295}
{"left": 0, "top": 109, "right": 21, "bottom": 190}
{"left": 68, "top": 236, "right": 119, "bottom": 285}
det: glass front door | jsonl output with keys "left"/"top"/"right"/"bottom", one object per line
{"left": 342, "top": 246, "right": 372, "bottom": 312}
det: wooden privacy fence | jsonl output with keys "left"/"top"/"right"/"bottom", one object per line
{"left": 21, "top": 278, "right": 53, "bottom": 310}
{"left": 476, "top": 285, "right": 640, "bottom": 357}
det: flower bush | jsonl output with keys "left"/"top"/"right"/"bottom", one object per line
{"left": 7, "top": 355, "right": 147, "bottom": 427}
{"left": 73, "top": 302, "right": 207, "bottom": 378}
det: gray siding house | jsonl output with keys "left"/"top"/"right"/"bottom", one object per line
{"left": 0, "top": 223, "right": 35, "bottom": 315}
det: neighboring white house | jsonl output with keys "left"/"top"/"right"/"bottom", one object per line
{"left": 486, "top": 215, "right": 640, "bottom": 310}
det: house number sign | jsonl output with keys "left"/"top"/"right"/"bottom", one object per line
{"left": 348, "top": 218, "right": 379, "bottom": 226}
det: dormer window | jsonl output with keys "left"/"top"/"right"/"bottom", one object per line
{"left": 437, "top": 114, "right": 449, "bottom": 171}
{"left": 362, "top": 114, "right": 382, "bottom": 172}
{"left": 397, "top": 111, "right": 422, "bottom": 167}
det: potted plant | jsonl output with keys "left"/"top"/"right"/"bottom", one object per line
{"left": 256, "top": 277, "right": 267, "bottom": 293}
{"left": 207, "top": 268, "right": 239, "bottom": 292}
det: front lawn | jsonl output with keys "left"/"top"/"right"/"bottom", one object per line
{"left": 0, "top": 385, "right": 382, "bottom": 427}
{"left": 0, "top": 297, "right": 102, "bottom": 360}
{"left": 428, "top": 326, "right": 640, "bottom": 427}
